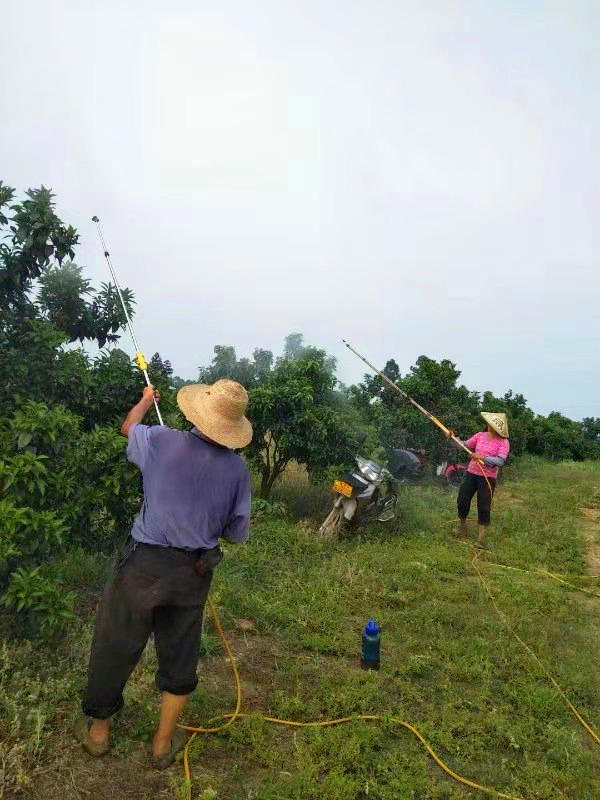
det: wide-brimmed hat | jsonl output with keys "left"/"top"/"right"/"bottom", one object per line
{"left": 481, "top": 412, "right": 509, "bottom": 438}
{"left": 177, "top": 380, "right": 253, "bottom": 449}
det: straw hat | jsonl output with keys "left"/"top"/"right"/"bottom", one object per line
{"left": 481, "top": 412, "right": 509, "bottom": 438}
{"left": 177, "top": 380, "right": 253, "bottom": 449}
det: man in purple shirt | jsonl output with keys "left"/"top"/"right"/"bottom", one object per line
{"left": 75, "top": 380, "right": 253, "bottom": 768}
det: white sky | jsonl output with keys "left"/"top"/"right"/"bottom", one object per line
{"left": 2, "top": 0, "right": 599, "bottom": 418}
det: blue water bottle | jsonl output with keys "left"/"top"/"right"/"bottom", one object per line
{"left": 361, "top": 619, "right": 380, "bottom": 671}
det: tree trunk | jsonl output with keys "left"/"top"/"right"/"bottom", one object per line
{"left": 259, "top": 459, "right": 288, "bottom": 500}
{"left": 260, "top": 467, "right": 273, "bottom": 500}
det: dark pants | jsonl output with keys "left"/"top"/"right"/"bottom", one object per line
{"left": 457, "top": 472, "right": 496, "bottom": 526}
{"left": 82, "top": 540, "right": 212, "bottom": 720}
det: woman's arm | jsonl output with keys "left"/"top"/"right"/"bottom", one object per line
{"left": 483, "top": 439, "right": 509, "bottom": 467}
{"left": 464, "top": 433, "right": 479, "bottom": 452}
{"left": 483, "top": 455, "right": 505, "bottom": 467}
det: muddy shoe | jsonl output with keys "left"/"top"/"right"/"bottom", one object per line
{"left": 73, "top": 717, "right": 110, "bottom": 758}
{"left": 151, "top": 729, "right": 190, "bottom": 770}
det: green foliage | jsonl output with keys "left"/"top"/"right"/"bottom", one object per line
{"left": 38, "top": 262, "right": 135, "bottom": 347}
{"left": 0, "top": 500, "right": 67, "bottom": 563}
{"left": 2, "top": 567, "right": 75, "bottom": 638}
{"left": 74, "top": 424, "right": 141, "bottom": 545}
{"left": 9, "top": 399, "right": 81, "bottom": 459}
{"left": 198, "top": 344, "right": 273, "bottom": 388}
{"left": 247, "top": 349, "right": 354, "bottom": 498}
{"left": 195, "top": 338, "right": 353, "bottom": 498}
{"left": 582, "top": 416, "right": 600, "bottom": 441}
{"left": 528, "top": 411, "right": 591, "bottom": 461}
{"left": 0, "top": 451, "right": 48, "bottom": 504}
{"left": 0, "top": 183, "right": 142, "bottom": 428}
{"left": 0, "top": 399, "right": 141, "bottom": 630}
{"left": 0, "top": 183, "right": 133, "bottom": 345}
{"left": 251, "top": 497, "right": 287, "bottom": 520}
{"left": 0, "top": 184, "right": 78, "bottom": 311}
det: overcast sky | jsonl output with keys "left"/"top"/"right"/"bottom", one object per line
{"left": 3, "top": 1, "right": 599, "bottom": 418}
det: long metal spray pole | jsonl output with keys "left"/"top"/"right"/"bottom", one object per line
{"left": 342, "top": 339, "right": 475, "bottom": 459}
{"left": 91, "top": 216, "right": 164, "bottom": 425}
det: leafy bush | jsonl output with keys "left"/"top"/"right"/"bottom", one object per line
{"left": 0, "top": 451, "right": 48, "bottom": 504}
{"left": 2, "top": 567, "right": 75, "bottom": 638}
{"left": 0, "top": 401, "right": 140, "bottom": 634}
{"left": 0, "top": 500, "right": 67, "bottom": 563}
{"left": 252, "top": 498, "right": 287, "bottom": 520}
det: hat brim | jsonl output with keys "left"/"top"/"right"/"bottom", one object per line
{"left": 480, "top": 412, "right": 509, "bottom": 438}
{"left": 177, "top": 384, "right": 253, "bottom": 449}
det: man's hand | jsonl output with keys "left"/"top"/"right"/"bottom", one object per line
{"left": 120, "top": 386, "right": 160, "bottom": 437}
{"left": 142, "top": 386, "right": 160, "bottom": 404}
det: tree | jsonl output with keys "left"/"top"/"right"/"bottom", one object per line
{"left": 582, "top": 417, "right": 600, "bottom": 441}
{"left": 0, "top": 183, "right": 134, "bottom": 347}
{"left": 0, "top": 183, "right": 148, "bottom": 425}
{"left": 198, "top": 344, "right": 274, "bottom": 389}
{"left": 246, "top": 349, "right": 353, "bottom": 498}
{"left": 352, "top": 354, "right": 481, "bottom": 465}
{"left": 0, "top": 183, "right": 78, "bottom": 312}
{"left": 149, "top": 352, "right": 173, "bottom": 381}
{"left": 0, "top": 182, "right": 168, "bottom": 635}
{"left": 37, "top": 262, "right": 135, "bottom": 347}
{"left": 253, "top": 348, "right": 274, "bottom": 381}
{"left": 171, "top": 375, "right": 195, "bottom": 390}
{"left": 283, "top": 332, "right": 305, "bottom": 360}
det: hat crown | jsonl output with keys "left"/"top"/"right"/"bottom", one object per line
{"left": 481, "top": 411, "right": 508, "bottom": 437}
{"left": 176, "top": 379, "right": 253, "bottom": 449}
{"left": 210, "top": 379, "right": 248, "bottom": 421}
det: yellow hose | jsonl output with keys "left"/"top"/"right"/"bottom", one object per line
{"left": 179, "top": 601, "right": 529, "bottom": 800}
{"left": 180, "top": 600, "right": 242, "bottom": 789}
{"left": 470, "top": 548, "right": 600, "bottom": 746}
{"left": 483, "top": 559, "right": 600, "bottom": 599}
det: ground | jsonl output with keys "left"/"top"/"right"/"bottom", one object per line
{"left": 1, "top": 458, "right": 599, "bottom": 800}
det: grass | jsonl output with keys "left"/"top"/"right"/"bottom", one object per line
{"left": 1, "top": 458, "right": 599, "bottom": 799}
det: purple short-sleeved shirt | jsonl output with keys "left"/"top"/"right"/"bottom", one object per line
{"left": 127, "top": 424, "right": 251, "bottom": 550}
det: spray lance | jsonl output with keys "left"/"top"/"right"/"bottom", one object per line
{"left": 91, "top": 216, "right": 163, "bottom": 425}
{"left": 342, "top": 339, "right": 486, "bottom": 470}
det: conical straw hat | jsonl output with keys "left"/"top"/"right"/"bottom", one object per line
{"left": 177, "top": 380, "right": 253, "bottom": 449}
{"left": 481, "top": 412, "right": 509, "bottom": 438}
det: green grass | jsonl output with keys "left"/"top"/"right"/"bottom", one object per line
{"left": 1, "top": 459, "right": 599, "bottom": 799}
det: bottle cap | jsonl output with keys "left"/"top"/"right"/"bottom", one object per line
{"left": 365, "top": 619, "right": 379, "bottom": 636}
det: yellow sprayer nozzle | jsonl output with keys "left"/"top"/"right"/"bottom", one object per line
{"left": 135, "top": 351, "right": 148, "bottom": 372}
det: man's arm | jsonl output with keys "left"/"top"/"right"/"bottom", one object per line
{"left": 120, "top": 386, "right": 160, "bottom": 437}
{"left": 222, "top": 469, "right": 251, "bottom": 544}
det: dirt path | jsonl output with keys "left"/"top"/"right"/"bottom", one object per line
{"left": 580, "top": 490, "right": 600, "bottom": 576}
{"left": 577, "top": 489, "right": 600, "bottom": 625}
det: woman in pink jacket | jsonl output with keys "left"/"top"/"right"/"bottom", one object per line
{"left": 454, "top": 412, "right": 510, "bottom": 547}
